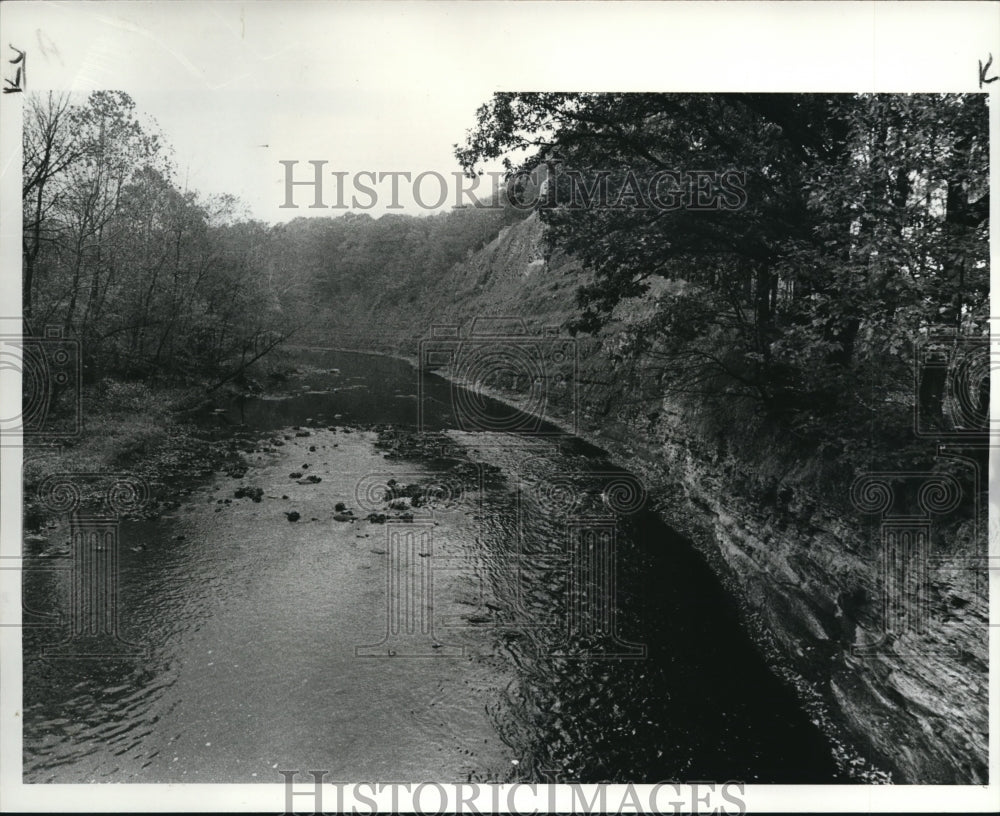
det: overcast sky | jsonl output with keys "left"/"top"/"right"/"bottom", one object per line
{"left": 8, "top": 2, "right": 528, "bottom": 220}
{"left": 2, "top": 1, "right": 993, "bottom": 224}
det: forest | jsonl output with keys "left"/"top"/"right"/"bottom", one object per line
{"left": 456, "top": 94, "right": 990, "bottom": 466}
{"left": 23, "top": 91, "right": 283, "bottom": 384}
{"left": 22, "top": 90, "right": 520, "bottom": 390}
{"left": 23, "top": 91, "right": 990, "bottom": 482}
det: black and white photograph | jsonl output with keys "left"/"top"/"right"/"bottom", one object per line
{"left": 0, "top": 1, "right": 996, "bottom": 813}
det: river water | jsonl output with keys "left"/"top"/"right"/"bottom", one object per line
{"left": 22, "top": 349, "right": 840, "bottom": 783}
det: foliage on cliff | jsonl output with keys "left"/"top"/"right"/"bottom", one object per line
{"left": 455, "top": 93, "right": 990, "bottom": 478}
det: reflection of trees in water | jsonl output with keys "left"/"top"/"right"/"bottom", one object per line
{"left": 492, "top": 495, "right": 842, "bottom": 784}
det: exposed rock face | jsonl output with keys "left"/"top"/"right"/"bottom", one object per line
{"left": 639, "top": 423, "right": 988, "bottom": 784}
{"left": 569, "top": 345, "right": 988, "bottom": 785}
{"left": 308, "top": 212, "right": 988, "bottom": 783}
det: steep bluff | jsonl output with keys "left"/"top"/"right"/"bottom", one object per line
{"left": 309, "top": 213, "right": 988, "bottom": 784}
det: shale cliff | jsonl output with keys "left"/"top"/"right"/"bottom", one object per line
{"left": 310, "top": 213, "right": 988, "bottom": 784}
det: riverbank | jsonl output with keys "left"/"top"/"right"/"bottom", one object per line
{"left": 406, "top": 349, "right": 985, "bottom": 785}
{"left": 22, "top": 350, "right": 986, "bottom": 784}
{"left": 21, "top": 356, "right": 416, "bottom": 528}
{"left": 286, "top": 343, "right": 884, "bottom": 779}
{"left": 22, "top": 379, "right": 254, "bottom": 530}
{"left": 375, "top": 354, "right": 893, "bottom": 783}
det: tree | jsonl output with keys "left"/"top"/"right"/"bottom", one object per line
{"left": 22, "top": 90, "right": 294, "bottom": 384}
{"left": 456, "top": 93, "right": 989, "bottom": 457}
{"left": 22, "top": 92, "right": 82, "bottom": 320}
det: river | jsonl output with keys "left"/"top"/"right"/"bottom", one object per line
{"left": 22, "top": 349, "right": 841, "bottom": 784}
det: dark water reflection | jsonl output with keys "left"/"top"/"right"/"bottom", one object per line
{"left": 23, "top": 348, "right": 840, "bottom": 783}
{"left": 222, "top": 347, "right": 568, "bottom": 438}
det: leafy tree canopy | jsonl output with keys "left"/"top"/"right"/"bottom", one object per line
{"left": 457, "top": 93, "right": 989, "bottom": 459}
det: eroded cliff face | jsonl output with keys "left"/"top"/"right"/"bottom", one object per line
{"left": 321, "top": 212, "right": 989, "bottom": 783}
{"left": 605, "top": 413, "right": 989, "bottom": 784}
{"left": 545, "top": 325, "right": 988, "bottom": 784}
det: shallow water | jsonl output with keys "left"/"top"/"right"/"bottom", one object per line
{"left": 23, "top": 348, "right": 840, "bottom": 783}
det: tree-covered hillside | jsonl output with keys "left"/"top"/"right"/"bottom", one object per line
{"left": 24, "top": 91, "right": 990, "bottom": 496}
{"left": 453, "top": 93, "right": 990, "bottom": 482}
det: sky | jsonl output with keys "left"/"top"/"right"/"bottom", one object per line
{"left": 5, "top": 1, "right": 992, "bottom": 225}
{"left": 8, "top": 2, "right": 522, "bottom": 220}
